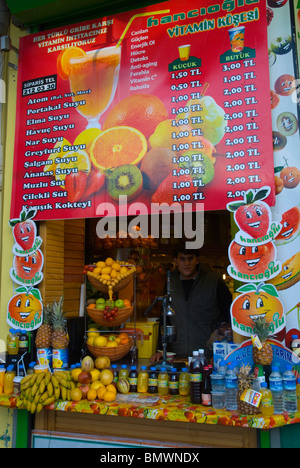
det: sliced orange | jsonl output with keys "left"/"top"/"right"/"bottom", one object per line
{"left": 90, "top": 126, "right": 148, "bottom": 170}
{"left": 57, "top": 47, "right": 86, "bottom": 80}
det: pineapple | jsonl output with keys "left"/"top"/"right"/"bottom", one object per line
{"left": 35, "top": 304, "right": 52, "bottom": 349}
{"left": 51, "top": 297, "right": 69, "bottom": 349}
{"left": 237, "top": 364, "right": 260, "bottom": 415}
{"left": 252, "top": 315, "right": 273, "bottom": 366}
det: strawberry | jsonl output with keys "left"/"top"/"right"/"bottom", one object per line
{"left": 64, "top": 171, "right": 87, "bottom": 202}
{"left": 9, "top": 208, "right": 37, "bottom": 251}
{"left": 227, "top": 187, "right": 271, "bottom": 239}
{"left": 151, "top": 172, "right": 195, "bottom": 205}
{"left": 84, "top": 169, "right": 105, "bottom": 198}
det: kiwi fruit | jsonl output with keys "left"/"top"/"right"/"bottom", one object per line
{"left": 276, "top": 112, "right": 298, "bottom": 136}
{"left": 273, "top": 131, "right": 287, "bottom": 151}
{"left": 107, "top": 164, "right": 143, "bottom": 201}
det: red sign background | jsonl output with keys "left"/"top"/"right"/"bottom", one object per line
{"left": 10, "top": 0, "right": 275, "bottom": 220}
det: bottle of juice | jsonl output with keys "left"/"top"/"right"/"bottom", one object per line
{"left": 169, "top": 368, "right": 179, "bottom": 395}
{"left": 4, "top": 366, "right": 16, "bottom": 394}
{"left": 148, "top": 367, "right": 158, "bottom": 394}
{"left": 0, "top": 365, "right": 5, "bottom": 394}
{"left": 137, "top": 366, "right": 148, "bottom": 393}
{"left": 119, "top": 364, "right": 129, "bottom": 380}
{"left": 7, "top": 329, "right": 19, "bottom": 355}
{"left": 297, "top": 378, "right": 300, "bottom": 412}
{"left": 179, "top": 367, "right": 190, "bottom": 396}
{"left": 129, "top": 365, "right": 138, "bottom": 392}
{"left": 27, "top": 362, "right": 36, "bottom": 375}
{"left": 189, "top": 351, "right": 202, "bottom": 404}
{"left": 111, "top": 364, "right": 118, "bottom": 383}
{"left": 201, "top": 366, "right": 212, "bottom": 406}
{"left": 260, "top": 382, "right": 274, "bottom": 417}
{"left": 19, "top": 330, "right": 29, "bottom": 355}
{"left": 158, "top": 367, "right": 169, "bottom": 395}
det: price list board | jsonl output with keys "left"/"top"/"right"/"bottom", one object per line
{"left": 11, "top": 0, "right": 275, "bottom": 221}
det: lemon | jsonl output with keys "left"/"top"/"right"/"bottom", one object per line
{"left": 87, "top": 336, "right": 95, "bottom": 346}
{"left": 90, "top": 368, "right": 101, "bottom": 382}
{"left": 106, "top": 341, "right": 118, "bottom": 348}
{"left": 96, "top": 261, "right": 106, "bottom": 269}
{"left": 100, "top": 274, "right": 111, "bottom": 281}
{"left": 91, "top": 380, "right": 104, "bottom": 391}
{"left": 74, "top": 127, "right": 102, "bottom": 154}
{"left": 101, "top": 266, "right": 112, "bottom": 275}
{"left": 111, "top": 262, "right": 121, "bottom": 271}
{"left": 120, "top": 266, "right": 128, "bottom": 275}
{"left": 97, "top": 386, "right": 106, "bottom": 399}
{"left": 71, "top": 368, "right": 82, "bottom": 382}
{"left": 105, "top": 257, "right": 114, "bottom": 266}
{"left": 94, "top": 336, "right": 108, "bottom": 347}
{"left": 87, "top": 327, "right": 100, "bottom": 338}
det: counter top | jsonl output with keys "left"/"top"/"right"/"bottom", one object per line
{"left": 1, "top": 392, "right": 300, "bottom": 430}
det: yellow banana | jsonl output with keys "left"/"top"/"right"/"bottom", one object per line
{"left": 36, "top": 373, "right": 45, "bottom": 386}
{"left": 20, "top": 374, "right": 33, "bottom": 385}
{"left": 26, "top": 400, "right": 31, "bottom": 412}
{"left": 30, "top": 402, "right": 36, "bottom": 414}
{"left": 70, "top": 381, "right": 76, "bottom": 390}
{"left": 51, "top": 375, "right": 59, "bottom": 389}
{"left": 54, "top": 384, "right": 60, "bottom": 400}
{"left": 24, "top": 387, "right": 31, "bottom": 399}
{"left": 36, "top": 403, "right": 43, "bottom": 413}
{"left": 47, "top": 381, "right": 53, "bottom": 397}
{"left": 39, "top": 391, "right": 49, "bottom": 404}
{"left": 44, "top": 371, "right": 51, "bottom": 386}
{"left": 31, "top": 382, "right": 38, "bottom": 397}
{"left": 39, "top": 379, "right": 46, "bottom": 394}
{"left": 60, "top": 385, "right": 67, "bottom": 401}
{"left": 55, "top": 374, "right": 69, "bottom": 388}
{"left": 67, "top": 389, "right": 71, "bottom": 401}
{"left": 42, "top": 395, "right": 55, "bottom": 407}
{"left": 16, "top": 398, "right": 24, "bottom": 408}
{"left": 21, "top": 375, "right": 36, "bottom": 391}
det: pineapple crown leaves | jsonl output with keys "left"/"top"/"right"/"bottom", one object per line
{"left": 9, "top": 208, "right": 37, "bottom": 227}
{"left": 236, "top": 282, "right": 280, "bottom": 298}
{"left": 14, "top": 286, "right": 42, "bottom": 301}
{"left": 226, "top": 186, "right": 271, "bottom": 212}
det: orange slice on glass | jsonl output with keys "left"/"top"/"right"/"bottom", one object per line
{"left": 90, "top": 126, "right": 148, "bottom": 170}
{"left": 57, "top": 47, "right": 86, "bottom": 80}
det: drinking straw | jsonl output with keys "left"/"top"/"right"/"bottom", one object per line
{"left": 117, "top": 9, "right": 170, "bottom": 48}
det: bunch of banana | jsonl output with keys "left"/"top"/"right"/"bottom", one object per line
{"left": 17, "top": 370, "right": 75, "bottom": 414}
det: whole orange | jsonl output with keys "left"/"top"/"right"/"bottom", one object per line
{"left": 103, "top": 94, "right": 168, "bottom": 139}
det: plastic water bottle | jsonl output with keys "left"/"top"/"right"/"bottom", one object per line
{"left": 225, "top": 363, "right": 238, "bottom": 411}
{"left": 269, "top": 366, "right": 284, "bottom": 414}
{"left": 218, "top": 360, "right": 227, "bottom": 376}
{"left": 283, "top": 365, "right": 297, "bottom": 413}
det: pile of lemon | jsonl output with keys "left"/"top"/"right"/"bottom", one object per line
{"left": 87, "top": 257, "right": 136, "bottom": 289}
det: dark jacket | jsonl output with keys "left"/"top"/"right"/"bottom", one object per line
{"left": 162, "top": 267, "right": 231, "bottom": 358}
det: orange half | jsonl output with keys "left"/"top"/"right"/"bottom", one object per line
{"left": 57, "top": 47, "right": 86, "bottom": 80}
{"left": 90, "top": 126, "right": 148, "bottom": 170}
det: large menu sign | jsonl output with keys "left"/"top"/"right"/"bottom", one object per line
{"left": 11, "top": 0, "right": 275, "bottom": 220}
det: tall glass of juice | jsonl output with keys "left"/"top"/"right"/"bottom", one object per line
{"left": 69, "top": 45, "right": 121, "bottom": 129}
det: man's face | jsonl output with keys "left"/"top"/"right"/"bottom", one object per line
{"left": 174, "top": 253, "right": 199, "bottom": 279}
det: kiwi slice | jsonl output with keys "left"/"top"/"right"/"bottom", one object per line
{"left": 107, "top": 164, "right": 143, "bottom": 201}
{"left": 276, "top": 112, "right": 298, "bottom": 136}
{"left": 273, "top": 131, "right": 287, "bottom": 151}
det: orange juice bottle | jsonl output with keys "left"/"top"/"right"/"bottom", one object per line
{"left": 4, "top": 366, "right": 15, "bottom": 395}
{"left": 0, "top": 366, "right": 5, "bottom": 394}
{"left": 260, "top": 382, "right": 274, "bottom": 417}
{"left": 7, "top": 329, "right": 19, "bottom": 355}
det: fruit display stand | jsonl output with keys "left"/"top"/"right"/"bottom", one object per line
{"left": 2, "top": 388, "right": 300, "bottom": 448}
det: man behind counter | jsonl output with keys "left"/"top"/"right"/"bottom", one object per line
{"left": 150, "top": 243, "right": 232, "bottom": 363}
